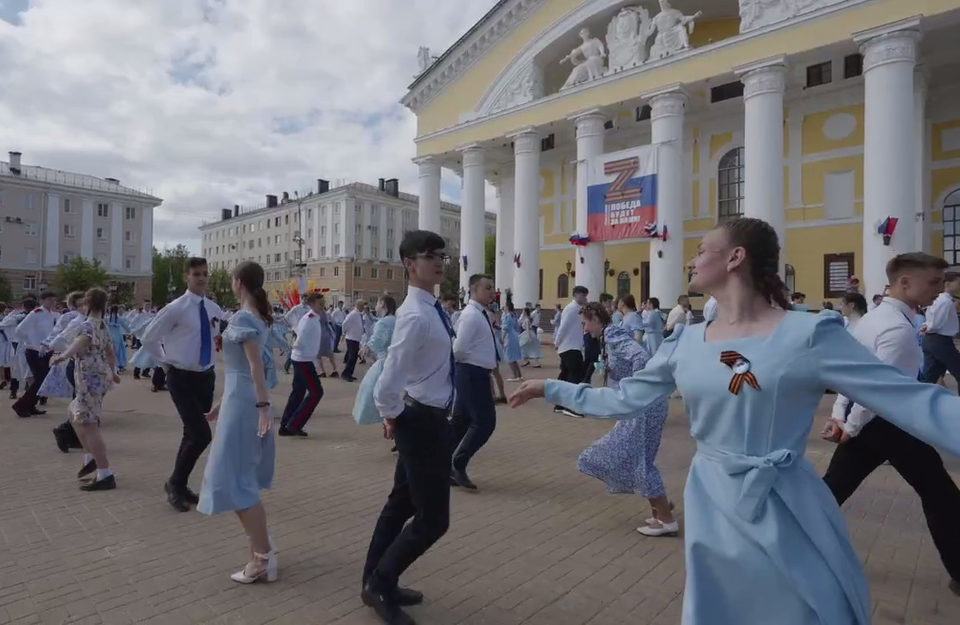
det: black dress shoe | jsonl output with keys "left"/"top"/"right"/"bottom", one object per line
{"left": 80, "top": 474, "right": 116, "bottom": 491}
{"left": 184, "top": 487, "right": 200, "bottom": 505}
{"left": 450, "top": 469, "right": 478, "bottom": 491}
{"left": 394, "top": 587, "right": 424, "bottom": 606}
{"left": 53, "top": 427, "right": 71, "bottom": 453}
{"left": 361, "top": 584, "right": 415, "bottom": 625}
{"left": 293, "top": 429, "right": 308, "bottom": 437}
{"left": 30, "top": 408, "right": 46, "bottom": 415}
{"left": 278, "top": 427, "right": 295, "bottom": 436}
{"left": 950, "top": 579, "right": 960, "bottom": 597}
{"left": 14, "top": 407, "right": 32, "bottom": 418}
{"left": 77, "top": 459, "right": 97, "bottom": 479}
{"left": 163, "top": 481, "right": 190, "bottom": 512}
{"left": 38, "top": 396, "right": 47, "bottom": 406}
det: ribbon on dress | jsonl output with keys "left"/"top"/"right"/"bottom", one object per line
{"left": 720, "top": 350, "right": 761, "bottom": 395}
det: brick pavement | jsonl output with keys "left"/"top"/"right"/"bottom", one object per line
{"left": 1, "top": 349, "right": 959, "bottom": 625}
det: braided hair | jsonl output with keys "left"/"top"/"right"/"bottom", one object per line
{"left": 719, "top": 218, "right": 792, "bottom": 311}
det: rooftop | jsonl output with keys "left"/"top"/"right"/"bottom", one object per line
{"left": 0, "top": 156, "right": 162, "bottom": 203}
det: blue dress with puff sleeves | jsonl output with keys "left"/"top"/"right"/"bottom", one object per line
{"left": 546, "top": 311, "right": 960, "bottom": 625}
{"left": 198, "top": 310, "right": 279, "bottom": 515}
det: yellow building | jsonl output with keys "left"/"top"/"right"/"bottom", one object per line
{"left": 402, "top": 0, "right": 960, "bottom": 311}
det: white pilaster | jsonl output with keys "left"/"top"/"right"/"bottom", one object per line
{"left": 110, "top": 202, "right": 123, "bottom": 271}
{"left": 44, "top": 193, "right": 60, "bottom": 267}
{"left": 494, "top": 176, "right": 516, "bottom": 295}
{"left": 511, "top": 129, "right": 541, "bottom": 305}
{"left": 416, "top": 156, "right": 442, "bottom": 233}
{"left": 140, "top": 206, "right": 152, "bottom": 272}
{"left": 312, "top": 202, "right": 322, "bottom": 260}
{"left": 915, "top": 67, "right": 930, "bottom": 253}
{"left": 645, "top": 86, "right": 687, "bottom": 307}
{"left": 459, "top": 145, "right": 486, "bottom": 289}
{"left": 855, "top": 20, "right": 919, "bottom": 297}
{"left": 787, "top": 112, "right": 803, "bottom": 208}
{"left": 80, "top": 199, "right": 94, "bottom": 261}
{"left": 379, "top": 205, "right": 388, "bottom": 261}
{"left": 571, "top": 109, "right": 606, "bottom": 299}
{"left": 737, "top": 57, "right": 787, "bottom": 267}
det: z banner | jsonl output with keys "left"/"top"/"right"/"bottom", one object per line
{"left": 586, "top": 145, "right": 658, "bottom": 242}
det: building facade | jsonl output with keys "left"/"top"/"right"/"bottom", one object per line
{"left": 403, "top": 0, "right": 960, "bottom": 310}
{"left": 199, "top": 180, "right": 495, "bottom": 306}
{"left": 0, "top": 151, "right": 161, "bottom": 301}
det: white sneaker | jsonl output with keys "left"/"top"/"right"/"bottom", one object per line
{"left": 637, "top": 520, "right": 679, "bottom": 537}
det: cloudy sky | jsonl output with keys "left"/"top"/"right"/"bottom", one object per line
{"left": 0, "top": 0, "right": 496, "bottom": 254}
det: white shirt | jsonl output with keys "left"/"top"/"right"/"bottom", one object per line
{"left": 832, "top": 297, "right": 921, "bottom": 437}
{"left": 554, "top": 299, "right": 584, "bottom": 353}
{"left": 48, "top": 315, "right": 88, "bottom": 353}
{"left": 283, "top": 304, "right": 309, "bottom": 329}
{"left": 531, "top": 309, "right": 541, "bottom": 328}
{"left": 14, "top": 307, "right": 58, "bottom": 351}
{"left": 375, "top": 285, "right": 453, "bottom": 418}
{"left": 291, "top": 310, "right": 322, "bottom": 362}
{"left": 141, "top": 291, "right": 223, "bottom": 371}
{"left": 924, "top": 292, "right": 959, "bottom": 337}
{"left": 330, "top": 308, "right": 346, "bottom": 324}
{"left": 702, "top": 297, "right": 718, "bottom": 323}
{"left": 43, "top": 309, "right": 82, "bottom": 348}
{"left": 665, "top": 305, "right": 687, "bottom": 332}
{"left": 453, "top": 300, "right": 499, "bottom": 370}
{"left": 342, "top": 309, "right": 364, "bottom": 342}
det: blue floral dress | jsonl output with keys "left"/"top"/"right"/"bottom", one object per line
{"left": 198, "top": 311, "right": 278, "bottom": 515}
{"left": 577, "top": 326, "right": 670, "bottom": 496}
{"left": 69, "top": 320, "right": 114, "bottom": 425}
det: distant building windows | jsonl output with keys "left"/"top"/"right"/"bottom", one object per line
{"left": 333, "top": 266, "right": 340, "bottom": 277}
{"left": 557, "top": 273, "right": 569, "bottom": 299}
{"left": 125, "top": 206, "right": 136, "bottom": 219}
{"left": 370, "top": 268, "right": 379, "bottom": 279}
{"left": 717, "top": 147, "right": 744, "bottom": 223}
{"left": 63, "top": 224, "right": 76, "bottom": 238}
{"left": 806, "top": 61, "right": 832, "bottom": 88}
{"left": 97, "top": 227, "right": 106, "bottom": 240}
{"left": 125, "top": 256, "right": 135, "bottom": 270}
{"left": 942, "top": 189, "right": 960, "bottom": 265}
{"left": 63, "top": 198, "right": 73, "bottom": 213}
{"left": 319, "top": 267, "right": 326, "bottom": 277}
{"left": 24, "top": 221, "right": 39, "bottom": 237}
{"left": 354, "top": 266, "right": 362, "bottom": 277}
{"left": 843, "top": 54, "right": 863, "bottom": 79}
{"left": 386, "top": 269, "right": 394, "bottom": 280}
{"left": 23, "top": 275, "right": 36, "bottom": 291}
{"left": 636, "top": 104, "right": 652, "bottom": 121}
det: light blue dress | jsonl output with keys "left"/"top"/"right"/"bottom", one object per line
{"left": 545, "top": 312, "right": 960, "bottom": 625}
{"left": 105, "top": 315, "right": 131, "bottom": 370}
{"left": 520, "top": 315, "right": 542, "bottom": 360}
{"left": 353, "top": 316, "right": 396, "bottom": 425}
{"left": 641, "top": 309, "right": 665, "bottom": 355}
{"left": 503, "top": 313, "right": 523, "bottom": 363}
{"left": 198, "top": 311, "right": 279, "bottom": 515}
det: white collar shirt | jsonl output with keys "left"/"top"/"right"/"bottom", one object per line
{"left": 283, "top": 304, "right": 309, "bottom": 329}
{"left": 924, "top": 291, "right": 959, "bottom": 337}
{"left": 15, "top": 307, "right": 58, "bottom": 351}
{"left": 530, "top": 309, "right": 541, "bottom": 327}
{"left": 48, "top": 315, "right": 88, "bottom": 353}
{"left": 702, "top": 297, "right": 719, "bottom": 323}
{"left": 291, "top": 310, "right": 322, "bottom": 362}
{"left": 375, "top": 285, "right": 453, "bottom": 418}
{"left": 831, "top": 297, "right": 921, "bottom": 437}
{"left": 141, "top": 291, "right": 223, "bottom": 371}
{"left": 665, "top": 305, "right": 687, "bottom": 331}
{"left": 453, "top": 300, "right": 499, "bottom": 370}
{"left": 554, "top": 299, "right": 584, "bottom": 353}
{"left": 342, "top": 309, "right": 365, "bottom": 342}
{"left": 43, "top": 309, "right": 82, "bottom": 347}
{"left": 331, "top": 308, "right": 346, "bottom": 324}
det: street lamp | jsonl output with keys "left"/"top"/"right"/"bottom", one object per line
{"left": 604, "top": 259, "right": 611, "bottom": 295}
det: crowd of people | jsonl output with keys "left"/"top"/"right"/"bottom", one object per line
{"left": 3, "top": 217, "right": 960, "bottom": 624}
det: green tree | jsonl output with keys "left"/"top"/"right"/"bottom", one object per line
{"left": 440, "top": 262, "right": 460, "bottom": 300}
{"left": 0, "top": 272, "right": 13, "bottom": 303}
{"left": 109, "top": 282, "right": 135, "bottom": 307}
{"left": 152, "top": 245, "right": 191, "bottom": 305}
{"left": 484, "top": 234, "right": 496, "bottom": 278}
{"left": 208, "top": 267, "right": 238, "bottom": 309}
{"left": 52, "top": 257, "right": 109, "bottom": 295}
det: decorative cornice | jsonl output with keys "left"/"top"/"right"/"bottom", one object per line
{"left": 644, "top": 85, "right": 687, "bottom": 121}
{"left": 569, "top": 108, "right": 606, "bottom": 140}
{"left": 460, "top": 145, "right": 485, "bottom": 168}
{"left": 859, "top": 31, "right": 919, "bottom": 73}
{"left": 508, "top": 128, "right": 540, "bottom": 155}
{"left": 738, "top": 61, "right": 787, "bottom": 100}
{"left": 401, "top": 0, "right": 546, "bottom": 113}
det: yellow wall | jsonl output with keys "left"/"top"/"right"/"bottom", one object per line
{"left": 785, "top": 224, "right": 863, "bottom": 303}
{"left": 933, "top": 121, "right": 960, "bottom": 161}
{"left": 802, "top": 105, "right": 864, "bottom": 153}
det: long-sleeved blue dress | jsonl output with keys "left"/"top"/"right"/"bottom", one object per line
{"left": 105, "top": 315, "right": 131, "bottom": 371}
{"left": 503, "top": 313, "right": 523, "bottom": 363}
{"left": 641, "top": 309, "right": 665, "bottom": 355}
{"left": 545, "top": 312, "right": 960, "bottom": 625}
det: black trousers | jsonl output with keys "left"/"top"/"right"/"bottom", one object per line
{"left": 343, "top": 339, "right": 360, "bottom": 378}
{"left": 582, "top": 334, "right": 601, "bottom": 384}
{"left": 13, "top": 349, "right": 51, "bottom": 412}
{"left": 151, "top": 365, "right": 166, "bottom": 390}
{"left": 919, "top": 333, "right": 960, "bottom": 387}
{"left": 451, "top": 363, "right": 496, "bottom": 472}
{"left": 166, "top": 366, "right": 216, "bottom": 490}
{"left": 280, "top": 360, "right": 323, "bottom": 431}
{"left": 556, "top": 349, "right": 585, "bottom": 411}
{"left": 56, "top": 361, "right": 82, "bottom": 448}
{"left": 363, "top": 401, "right": 452, "bottom": 591}
{"left": 823, "top": 416, "right": 960, "bottom": 581}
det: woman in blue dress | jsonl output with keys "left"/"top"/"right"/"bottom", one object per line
{"left": 576, "top": 303, "right": 676, "bottom": 536}
{"left": 197, "top": 261, "right": 279, "bottom": 585}
{"left": 641, "top": 297, "right": 665, "bottom": 355}
{"left": 105, "top": 306, "right": 131, "bottom": 373}
{"left": 618, "top": 295, "right": 643, "bottom": 341}
{"left": 502, "top": 303, "right": 524, "bottom": 382}
{"left": 519, "top": 306, "right": 542, "bottom": 367}
{"left": 510, "top": 217, "right": 960, "bottom": 625}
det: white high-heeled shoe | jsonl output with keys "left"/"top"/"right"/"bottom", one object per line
{"left": 637, "top": 520, "right": 679, "bottom": 537}
{"left": 230, "top": 549, "right": 278, "bottom": 583}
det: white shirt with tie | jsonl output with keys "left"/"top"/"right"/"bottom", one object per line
{"left": 831, "top": 297, "right": 922, "bottom": 437}
{"left": 141, "top": 291, "right": 223, "bottom": 372}
{"left": 924, "top": 291, "right": 959, "bottom": 337}
{"left": 453, "top": 300, "right": 499, "bottom": 370}
{"left": 554, "top": 299, "right": 584, "bottom": 354}
{"left": 330, "top": 308, "right": 346, "bottom": 325}
{"left": 375, "top": 286, "right": 453, "bottom": 418}
{"left": 14, "top": 307, "right": 58, "bottom": 351}
{"left": 291, "top": 311, "right": 322, "bottom": 362}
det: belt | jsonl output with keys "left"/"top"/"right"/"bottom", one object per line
{"left": 696, "top": 442, "right": 796, "bottom": 522}
{"left": 403, "top": 396, "right": 449, "bottom": 419}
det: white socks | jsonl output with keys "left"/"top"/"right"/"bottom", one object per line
{"left": 82, "top": 453, "right": 93, "bottom": 465}
{"left": 95, "top": 468, "right": 114, "bottom": 480}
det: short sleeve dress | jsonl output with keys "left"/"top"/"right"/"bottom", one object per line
{"left": 198, "top": 311, "right": 278, "bottom": 515}
{"left": 69, "top": 320, "right": 114, "bottom": 424}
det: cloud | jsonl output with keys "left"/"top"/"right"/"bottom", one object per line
{"left": 0, "top": 0, "right": 498, "bottom": 253}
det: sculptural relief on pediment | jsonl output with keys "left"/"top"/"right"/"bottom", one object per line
{"left": 739, "top": 0, "right": 848, "bottom": 33}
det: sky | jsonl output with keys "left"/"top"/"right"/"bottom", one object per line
{"left": 0, "top": 0, "right": 497, "bottom": 254}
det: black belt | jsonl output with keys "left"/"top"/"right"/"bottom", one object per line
{"left": 167, "top": 365, "right": 215, "bottom": 375}
{"left": 403, "top": 396, "right": 449, "bottom": 418}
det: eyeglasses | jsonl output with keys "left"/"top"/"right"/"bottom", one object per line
{"left": 412, "top": 252, "right": 451, "bottom": 264}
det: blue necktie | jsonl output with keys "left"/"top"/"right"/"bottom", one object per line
{"left": 483, "top": 309, "right": 501, "bottom": 363}
{"left": 199, "top": 299, "right": 211, "bottom": 368}
{"left": 434, "top": 300, "right": 456, "bottom": 408}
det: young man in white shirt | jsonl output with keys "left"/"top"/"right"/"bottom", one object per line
{"left": 553, "top": 285, "right": 588, "bottom": 417}
{"left": 919, "top": 271, "right": 960, "bottom": 387}
{"left": 279, "top": 292, "right": 325, "bottom": 437}
{"left": 142, "top": 257, "right": 223, "bottom": 512}
{"left": 340, "top": 300, "right": 365, "bottom": 382}
{"left": 12, "top": 290, "right": 59, "bottom": 418}
{"left": 330, "top": 301, "right": 346, "bottom": 353}
{"left": 450, "top": 274, "right": 499, "bottom": 491}
{"left": 362, "top": 230, "right": 454, "bottom": 625}
{"left": 823, "top": 253, "right": 960, "bottom": 596}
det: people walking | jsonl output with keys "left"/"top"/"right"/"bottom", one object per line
{"left": 279, "top": 292, "right": 325, "bottom": 437}
{"left": 105, "top": 306, "right": 131, "bottom": 373}
{"left": 501, "top": 303, "right": 524, "bottom": 382}
{"left": 12, "top": 290, "right": 58, "bottom": 418}
{"left": 141, "top": 257, "right": 223, "bottom": 512}
{"left": 519, "top": 306, "right": 542, "bottom": 367}
{"left": 918, "top": 271, "right": 960, "bottom": 387}
{"left": 46, "top": 292, "right": 86, "bottom": 453}
{"left": 330, "top": 301, "right": 346, "bottom": 353}
{"left": 553, "top": 286, "right": 588, "bottom": 417}
{"left": 641, "top": 297, "right": 665, "bottom": 355}
{"left": 341, "top": 300, "right": 364, "bottom": 382}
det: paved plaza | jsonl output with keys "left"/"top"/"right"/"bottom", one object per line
{"left": 1, "top": 348, "right": 959, "bottom": 625}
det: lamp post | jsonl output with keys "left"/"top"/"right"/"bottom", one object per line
{"left": 604, "top": 259, "right": 611, "bottom": 295}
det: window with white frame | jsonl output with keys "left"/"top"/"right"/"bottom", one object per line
{"left": 353, "top": 266, "right": 361, "bottom": 277}
{"left": 25, "top": 248, "right": 37, "bottom": 264}
{"left": 335, "top": 244, "right": 340, "bottom": 256}
{"left": 25, "top": 193, "right": 34, "bottom": 210}
{"left": 24, "top": 221, "right": 39, "bottom": 236}
{"left": 124, "top": 230, "right": 135, "bottom": 243}
{"left": 333, "top": 266, "right": 340, "bottom": 277}
{"left": 63, "top": 198, "right": 73, "bottom": 213}
{"left": 63, "top": 223, "right": 76, "bottom": 238}
{"left": 125, "top": 206, "right": 136, "bottom": 219}
{"left": 23, "top": 275, "right": 36, "bottom": 291}
{"left": 370, "top": 267, "right": 379, "bottom": 279}
{"left": 97, "top": 226, "right": 106, "bottom": 240}
{"left": 97, "top": 203, "right": 109, "bottom": 217}
{"left": 319, "top": 267, "right": 326, "bottom": 277}
{"left": 63, "top": 252, "right": 77, "bottom": 264}
{"left": 386, "top": 269, "right": 394, "bottom": 280}
{"left": 321, "top": 245, "right": 326, "bottom": 257}
{"left": 942, "top": 188, "right": 960, "bottom": 265}
{"left": 717, "top": 147, "right": 744, "bottom": 223}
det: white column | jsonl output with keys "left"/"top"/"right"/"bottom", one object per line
{"left": 570, "top": 109, "right": 606, "bottom": 299}
{"left": 645, "top": 86, "right": 687, "bottom": 307}
{"left": 915, "top": 67, "right": 930, "bottom": 253}
{"left": 80, "top": 199, "right": 94, "bottom": 261}
{"left": 44, "top": 193, "right": 60, "bottom": 267}
{"left": 855, "top": 20, "right": 919, "bottom": 297}
{"left": 737, "top": 57, "right": 787, "bottom": 266}
{"left": 140, "top": 206, "right": 153, "bottom": 272}
{"left": 494, "top": 175, "right": 516, "bottom": 295}
{"left": 459, "top": 145, "right": 486, "bottom": 289}
{"left": 416, "top": 156, "right": 442, "bottom": 232}
{"left": 378, "top": 206, "right": 388, "bottom": 261}
{"left": 511, "top": 128, "right": 541, "bottom": 305}
{"left": 312, "top": 202, "right": 322, "bottom": 260}
{"left": 110, "top": 201, "right": 123, "bottom": 271}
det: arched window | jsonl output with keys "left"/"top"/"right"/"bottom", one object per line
{"left": 718, "top": 147, "right": 744, "bottom": 223}
{"left": 616, "top": 271, "right": 631, "bottom": 297}
{"left": 785, "top": 264, "right": 796, "bottom": 293}
{"left": 943, "top": 189, "right": 960, "bottom": 266}
{"left": 557, "top": 273, "right": 569, "bottom": 299}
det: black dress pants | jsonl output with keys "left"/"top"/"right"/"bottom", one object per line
{"left": 556, "top": 349, "right": 585, "bottom": 412}
{"left": 451, "top": 363, "right": 496, "bottom": 472}
{"left": 166, "top": 366, "right": 216, "bottom": 490}
{"left": 823, "top": 416, "right": 960, "bottom": 581}
{"left": 582, "top": 334, "right": 601, "bottom": 384}
{"left": 280, "top": 360, "right": 323, "bottom": 431}
{"left": 363, "top": 401, "right": 452, "bottom": 591}
{"left": 13, "top": 349, "right": 50, "bottom": 412}
{"left": 919, "top": 333, "right": 960, "bottom": 387}
{"left": 343, "top": 339, "right": 360, "bottom": 378}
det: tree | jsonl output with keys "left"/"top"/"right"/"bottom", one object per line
{"left": 484, "top": 234, "right": 496, "bottom": 278}
{"left": 208, "top": 267, "right": 238, "bottom": 309}
{"left": 52, "top": 257, "right": 109, "bottom": 295}
{"left": 109, "top": 282, "right": 136, "bottom": 307}
{"left": 152, "top": 245, "right": 191, "bottom": 305}
{"left": 440, "top": 261, "right": 460, "bottom": 300}
{"left": 0, "top": 272, "right": 12, "bottom": 303}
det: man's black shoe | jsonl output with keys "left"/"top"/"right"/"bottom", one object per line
{"left": 293, "top": 429, "right": 308, "bottom": 437}
{"left": 80, "top": 474, "right": 116, "bottom": 491}
{"left": 361, "top": 584, "right": 415, "bottom": 625}
{"left": 163, "top": 481, "right": 190, "bottom": 512}
{"left": 278, "top": 427, "right": 295, "bottom": 436}
{"left": 77, "top": 459, "right": 97, "bottom": 479}
{"left": 14, "top": 407, "right": 32, "bottom": 418}
{"left": 53, "top": 427, "right": 71, "bottom": 453}
{"left": 450, "top": 469, "right": 478, "bottom": 491}
{"left": 184, "top": 487, "right": 200, "bottom": 505}
{"left": 394, "top": 587, "right": 424, "bottom": 606}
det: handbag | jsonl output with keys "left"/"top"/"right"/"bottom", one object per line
{"left": 352, "top": 358, "right": 385, "bottom": 425}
